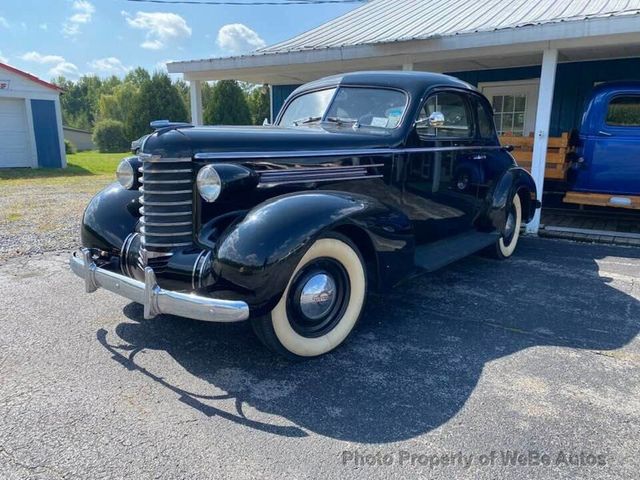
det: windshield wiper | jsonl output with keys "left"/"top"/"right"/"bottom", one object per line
{"left": 292, "top": 116, "right": 322, "bottom": 126}
{"left": 324, "top": 116, "right": 360, "bottom": 129}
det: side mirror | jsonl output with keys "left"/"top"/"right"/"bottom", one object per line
{"left": 415, "top": 111, "right": 445, "bottom": 128}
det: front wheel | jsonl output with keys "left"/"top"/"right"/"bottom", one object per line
{"left": 251, "top": 233, "right": 367, "bottom": 360}
{"left": 486, "top": 193, "right": 522, "bottom": 259}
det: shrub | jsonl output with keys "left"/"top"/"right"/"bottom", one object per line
{"left": 93, "top": 119, "right": 128, "bottom": 153}
{"left": 64, "top": 139, "right": 76, "bottom": 154}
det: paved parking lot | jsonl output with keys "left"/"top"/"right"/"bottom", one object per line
{"left": 1, "top": 237, "right": 639, "bottom": 479}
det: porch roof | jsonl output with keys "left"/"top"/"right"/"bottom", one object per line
{"left": 168, "top": 0, "right": 640, "bottom": 84}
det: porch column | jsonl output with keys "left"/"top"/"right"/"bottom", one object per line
{"left": 526, "top": 48, "right": 558, "bottom": 234}
{"left": 189, "top": 79, "right": 203, "bottom": 126}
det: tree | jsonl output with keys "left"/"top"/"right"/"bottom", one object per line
{"left": 247, "top": 85, "right": 270, "bottom": 125}
{"left": 93, "top": 119, "right": 129, "bottom": 153}
{"left": 128, "top": 72, "right": 189, "bottom": 139}
{"left": 124, "top": 67, "right": 151, "bottom": 88}
{"left": 97, "top": 82, "right": 139, "bottom": 140}
{"left": 204, "top": 80, "right": 251, "bottom": 125}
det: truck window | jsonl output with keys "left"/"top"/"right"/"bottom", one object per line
{"left": 606, "top": 96, "right": 640, "bottom": 127}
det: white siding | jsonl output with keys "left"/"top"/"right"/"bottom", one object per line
{"left": 0, "top": 97, "right": 33, "bottom": 167}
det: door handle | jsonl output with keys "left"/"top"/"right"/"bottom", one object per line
{"left": 598, "top": 130, "right": 613, "bottom": 137}
{"left": 472, "top": 154, "right": 487, "bottom": 160}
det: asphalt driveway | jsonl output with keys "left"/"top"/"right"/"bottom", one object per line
{"left": 1, "top": 237, "right": 639, "bottom": 479}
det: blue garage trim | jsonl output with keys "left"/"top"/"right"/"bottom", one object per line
{"left": 31, "top": 99, "right": 62, "bottom": 168}
{"left": 271, "top": 85, "right": 301, "bottom": 121}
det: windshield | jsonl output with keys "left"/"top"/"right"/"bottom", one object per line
{"left": 278, "top": 87, "right": 408, "bottom": 130}
{"left": 278, "top": 88, "right": 336, "bottom": 127}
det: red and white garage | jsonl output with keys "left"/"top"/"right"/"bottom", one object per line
{"left": 0, "top": 62, "right": 66, "bottom": 168}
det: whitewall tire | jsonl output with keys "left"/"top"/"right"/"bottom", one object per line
{"left": 488, "top": 194, "right": 522, "bottom": 259}
{"left": 252, "top": 234, "right": 367, "bottom": 360}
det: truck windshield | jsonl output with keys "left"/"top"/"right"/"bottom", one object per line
{"left": 278, "top": 87, "right": 408, "bottom": 130}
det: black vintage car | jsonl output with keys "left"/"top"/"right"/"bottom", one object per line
{"left": 71, "top": 71, "right": 539, "bottom": 359}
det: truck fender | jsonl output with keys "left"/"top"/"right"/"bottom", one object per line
{"left": 81, "top": 182, "right": 141, "bottom": 254}
{"left": 212, "top": 190, "right": 412, "bottom": 315}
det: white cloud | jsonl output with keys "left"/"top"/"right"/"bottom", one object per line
{"left": 123, "top": 11, "right": 191, "bottom": 50}
{"left": 0, "top": 17, "right": 9, "bottom": 29}
{"left": 39, "top": 23, "right": 48, "bottom": 31}
{"left": 217, "top": 24, "right": 265, "bottom": 55}
{"left": 49, "top": 61, "right": 80, "bottom": 78}
{"left": 21, "top": 51, "right": 65, "bottom": 64}
{"left": 20, "top": 51, "right": 79, "bottom": 78}
{"left": 88, "top": 57, "right": 131, "bottom": 75}
{"left": 63, "top": 0, "right": 95, "bottom": 37}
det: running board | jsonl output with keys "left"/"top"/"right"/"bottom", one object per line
{"left": 414, "top": 231, "right": 500, "bottom": 272}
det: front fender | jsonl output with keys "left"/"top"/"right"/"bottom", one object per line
{"left": 213, "top": 190, "right": 410, "bottom": 314}
{"left": 488, "top": 167, "right": 537, "bottom": 230}
{"left": 81, "top": 182, "right": 141, "bottom": 254}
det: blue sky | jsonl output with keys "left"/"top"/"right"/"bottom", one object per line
{"left": 0, "top": 0, "right": 358, "bottom": 81}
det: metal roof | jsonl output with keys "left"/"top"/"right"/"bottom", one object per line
{"left": 258, "top": 0, "right": 640, "bottom": 54}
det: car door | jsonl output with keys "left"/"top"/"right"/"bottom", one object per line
{"left": 401, "top": 89, "right": 481, "bottom": 244}
{"left": 588, "top": 94, "right": 640, "bottom": 195}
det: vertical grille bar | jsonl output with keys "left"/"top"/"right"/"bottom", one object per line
{"left": 138, "top": 154, "right": 194, "bottom": 254}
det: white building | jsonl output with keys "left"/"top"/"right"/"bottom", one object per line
{"left": 0, "top": 62, "right": 66, "bottom": 168}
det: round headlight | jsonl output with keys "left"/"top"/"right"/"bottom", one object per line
{"left": 197, "top": 165, "right": 222, "bottom": 202}
{"left": 116, "top": 159, "right": 135, "bottom": 189}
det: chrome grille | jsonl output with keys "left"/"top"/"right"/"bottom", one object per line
{"left": 139, "top": 155, "right": 194, "bottom": 251}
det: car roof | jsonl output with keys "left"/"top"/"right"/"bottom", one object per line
{"left": 291, "top": 71, "right": 476, "bottom": 98}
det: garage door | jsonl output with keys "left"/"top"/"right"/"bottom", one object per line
{"left": 0, "top": 97, "right": 32, "bottom": 167}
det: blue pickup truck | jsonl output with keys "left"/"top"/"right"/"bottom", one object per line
{"left": 565, "top": 82, "right": 640, "bottom": 209}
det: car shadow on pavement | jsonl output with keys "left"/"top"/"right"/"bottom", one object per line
{"left": 99, "top": 238, "right": 640, "bottom": 443}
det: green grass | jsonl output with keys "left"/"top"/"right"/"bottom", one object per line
{"left": 0, "top": 151, "right": 127, "bottom": 181}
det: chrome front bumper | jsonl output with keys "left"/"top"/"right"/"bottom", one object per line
{"left": 70, "top": 248, "right": 249, "bottom": 323}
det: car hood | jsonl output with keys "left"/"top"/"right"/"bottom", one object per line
{"left": 142, "top": 125, "right": 402, "bottom": 158}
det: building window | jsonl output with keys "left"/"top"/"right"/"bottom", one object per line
{"left": 492, "top": 95, "right": 527, "bottom": 136}
{"left": 606, "top": 96, "right": 640, "bottom": 127}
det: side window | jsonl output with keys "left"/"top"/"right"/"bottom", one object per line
{"left": 416, "top": 92, "right": 473, "bottom": 140}
{"left": 606, "top": 96, "right": 640, "bottom": 127}
{"left": 474, "top": 97, "right": 497, "bottom": 139}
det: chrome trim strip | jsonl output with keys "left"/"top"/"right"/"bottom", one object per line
{"left": 195, "top": 145, "right": 504, "bottom": 161}
{"left": 140, "top": 178, "right": 192, "bottom": 184}
{"left": 120, "top": 233, "right": 137, "bottom": 278}
{"left": 140, "top": 228, "right": 192, "bottom": 237}
{"left": 198, "top": 251, "right": 212, "bottom": 290}
{"left": 139, "top": 154, "right": 192, "bottom": 163}
{"left": 259, "top": 164, "right": 382, "bottom": 177}
{"left": 260, "top": 174, "right": 383, "bottom": 186}
{"left": 139, "top": 168, "right": 192, "bottom": 174}
{"left": 143, "top": 241, "right": 193, "bottom": 248}
{"left": 139, "top": 199, "right": 192, "bottom": 206}
{"left": 191, "top": 250, "right": 206, "bottom": 290}
{"left": 70, "top": 249, "right": 249, "bottom": 323}
{"left": 140, "top": 188, "right": 193, "bottom": 195}
{"left": 139, "top": 208, "right": 193, "bottom": 216}
{"left": 140, "top": 220, "right": 192, "bottom": 227}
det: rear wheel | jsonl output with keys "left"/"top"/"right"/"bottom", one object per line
{"left": 486, "top": 193, "right": 522, "bottom": 259}
{"left": 251, "top": 233, "right": 367, "bottom": 360}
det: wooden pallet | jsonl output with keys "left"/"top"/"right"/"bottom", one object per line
{"left": 563, "top": 191, "right": 640, "bottom": 210}
{"left": 500, "top": 132, "right": 571, "bottom": 180}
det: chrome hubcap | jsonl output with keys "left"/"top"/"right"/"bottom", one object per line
{"left": 299, "top": 273, "right": 337, "bottom": 320}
